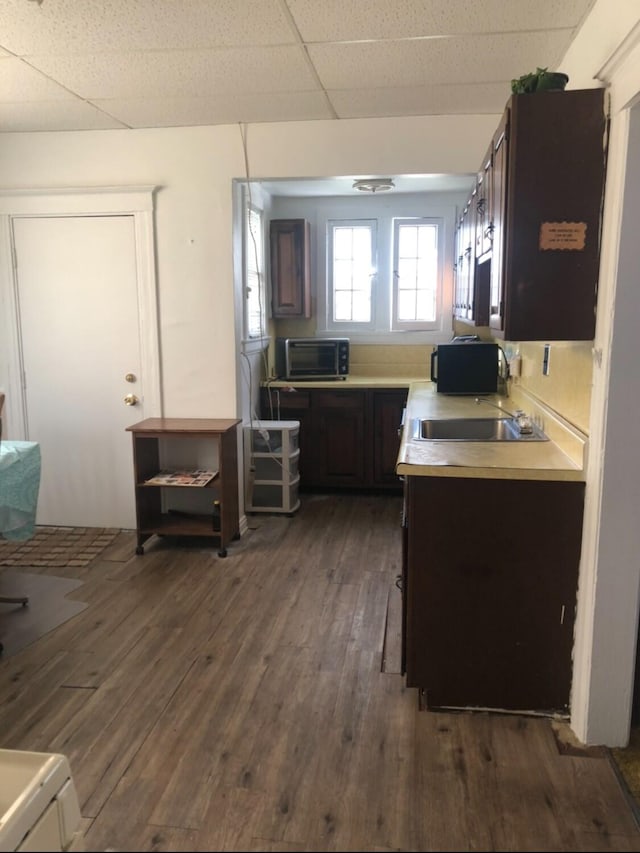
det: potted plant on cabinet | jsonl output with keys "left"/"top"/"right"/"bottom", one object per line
{"left": 511, "top": 67, "right": 569, "bottom": 94}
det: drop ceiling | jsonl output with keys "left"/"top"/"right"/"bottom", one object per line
{"left": 0, "top": 0, "right": 596, "bottom": 134}
{"left": 0, "top": 0, "right": 597, "bottom": 198}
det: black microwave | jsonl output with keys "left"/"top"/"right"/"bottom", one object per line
{"left": 275, "top": 337, "right": 350, "bottom": 380}
{"left": 430, "top": 342, "right": 499, "bottom": 394}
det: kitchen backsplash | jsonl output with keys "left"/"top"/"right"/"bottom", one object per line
{"left": 511, "top": 341, "right": 592, "bottom": 434}
{"left": 351, "top": 340, "right": 593, "bottom": 434}
{"left": 349, "top": 344, "right": 431, "bottom": 379}
{"left": 267, "top": 321, "right": 593, "bottom": 433}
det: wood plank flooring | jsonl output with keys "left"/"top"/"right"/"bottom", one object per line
{"left": 1, "top": 492, "right": 639, "bottom": 852}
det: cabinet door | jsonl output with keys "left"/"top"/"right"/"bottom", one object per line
{"left": 475, "top": 145, "right": 494, "bottom": 260}
{"left": 488, "top": 89, "right": 607, "bottom": 341}
{"left": 454, "top": 197, "right": 474, "bottom": 321}
{"left": 308, "top": 390, "right": 367, "bottom": 487}
{"left": 455, "top": 182, "right": 490, "bottom": 327}
{"left": 270, "top": 219, "right": 311, "bottom": 318}
{"left": 489, "top": 110, "right": 508, "bottom": 334}
{"left": 405, "top": 475, "right": 584, "bottom": 713}
{"left": 453, "top": 215, "right": 465, "bottom": 318}
{"left": 372, "top": 390, "right": 407, "bottom": 488}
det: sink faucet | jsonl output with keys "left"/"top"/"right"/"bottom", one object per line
{"left": 474, "top": 397, "right": 533, "bottom": 433}
{"left": 474, "top": 397, "right": 521, "bottom": 418}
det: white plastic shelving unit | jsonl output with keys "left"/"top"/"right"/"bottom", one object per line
{"left": 244, "top": 420, "right": 300, "bottom": 514}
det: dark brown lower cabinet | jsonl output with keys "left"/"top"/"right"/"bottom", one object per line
{"left": 403, "top": 475, "right": 585, "bottom": 714}
{"left": 307, "top": 389, "right": 367, "bottom": 487}
{"left": 260, "top": 386, "right": 407, "bottom": 491}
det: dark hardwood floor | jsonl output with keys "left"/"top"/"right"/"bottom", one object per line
{"left": 1, "top": 492, "right": 639, "bottom": 852}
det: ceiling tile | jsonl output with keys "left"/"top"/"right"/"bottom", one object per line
{"left": 0, "top": 56, "right": 77, "bottom": 101}
{"left": 0, "top": 0, "right": 297, "bottom": 54}
{"left": 0, "top": 100, "right": 126, "bottom": 132}
{"left": 94, "top": 92, "right": 334, "bottom": 129}
{"left": 25, "top": 46, "right": 320, "bottom": 100}
{"left": 328, "top": 83, "right": 511, "bottom": 120}
{"left": 0, "top": 0, "right": 599, "bottom": 132}
{"left": 287, "top": 0, "right": 596, "bottom": 41}
{"left": 308, "top": 30, "right": 574, "bottom": 90}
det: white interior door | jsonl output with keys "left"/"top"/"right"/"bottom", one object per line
{"left": 12, "top": 214, "right": 146, "bottom": 529}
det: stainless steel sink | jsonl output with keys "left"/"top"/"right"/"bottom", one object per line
{"left": 412, "top": 417, "right": 549, "bottom": 442}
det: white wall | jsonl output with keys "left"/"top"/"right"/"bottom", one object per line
{"left": 0, "top": 115, "right": 497, "bottom": 420}
{"left": 560, "top": 2, "right": 640, "bottom": 744}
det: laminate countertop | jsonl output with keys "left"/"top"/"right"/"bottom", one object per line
{"left": 397, "top": 381, "right": 587, "bottom": 482}
{"left": 263, "top": 375, "right": 419, "bottom": 390}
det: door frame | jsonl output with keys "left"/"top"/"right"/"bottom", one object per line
{"left": 0, "top": 186, "right": 162, "bottom": 438}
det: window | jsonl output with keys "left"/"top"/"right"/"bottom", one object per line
{"left": 244, "top": 203, "right": 265, "bottom": 339}
{"left": 325, "top": 215, "right": 442, "bottom": 336}
{"left": 392, "top": 218, "right": 440, "bottom": 331}
{"left": 328, "top": 219, "right": 376, "bottom": 329}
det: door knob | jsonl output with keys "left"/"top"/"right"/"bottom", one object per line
{"left": 124, "top": 394, "right": 139, "bottom": 406}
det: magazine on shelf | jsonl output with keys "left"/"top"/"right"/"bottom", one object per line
{"left": 144, "top": 469, "right": 218, "bottom": 487}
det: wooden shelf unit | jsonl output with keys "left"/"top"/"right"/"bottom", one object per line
{"left": 126, "top": 417, "right": 240, "bottom": 557}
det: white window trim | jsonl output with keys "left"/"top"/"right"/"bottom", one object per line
{"left": 325, "top": 218, "right": 377, "bottom": 333}
{"left": 391, "top": 216, "right": 443, "bottom": 332}
{"left": 244, "top": 202, "right": 266, "bottom": 341}
{"left": 318, "top": 213, "right": 449, "bottom": 343}
{"left": 238, "top": 184, "right": 270, "bottom": 356}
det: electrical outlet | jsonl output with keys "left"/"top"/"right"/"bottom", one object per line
{"left": 542, "top": 344, "right": 551, "bottom": 376}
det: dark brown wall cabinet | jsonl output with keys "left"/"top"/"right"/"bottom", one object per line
{"left": 456, "top": 88, "right": 608, "bottom": 341}
{"left": 493, "top": 89, "right": 607, "bottom": 341}
{"left": 260, "top": 386, "right": 407, "bottom": 491}
{"left": 454, "top": 172, "right": 490, "bottom": 327}
{"left": 270, "top": 219, "right": 311, "bottom": 318}
{"left": 402, "top": 475, "right": 585, "bottom": 714}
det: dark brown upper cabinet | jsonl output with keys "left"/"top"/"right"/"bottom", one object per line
{"left": 270, "top": 218, "right": 311, "bottom": 318}
{"left": 454, "top": 184, "right": 489, "bottom": 327}
{"left": 489, "top": 88, "right": 608, "bottom": 341}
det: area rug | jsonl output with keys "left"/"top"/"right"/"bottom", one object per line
{"left": 611, "top": 729, "right": 640, "bottom": 819}
{"left": 0, "top": 571, "right": 87, "bottom": 658}
{"left": 0, "top": 526, "right": 119, "bottom": 568}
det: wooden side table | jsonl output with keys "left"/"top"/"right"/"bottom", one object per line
{"left": 126, "top": 418, "right": 240, "bottom": 557}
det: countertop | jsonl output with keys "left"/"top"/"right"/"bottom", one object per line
{"left": 396, "top": 381, "right": 587, "bottom": 482}
{"left": 263, "top": 375, "right": 418, "bottom": 390}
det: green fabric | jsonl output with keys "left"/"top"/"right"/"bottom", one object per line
{"left": 0, "top": 441, "right": 41, "bottom": 540}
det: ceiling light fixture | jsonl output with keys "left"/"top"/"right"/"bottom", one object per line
{"left": 352, "top": 178, "right": 395, "bottom": 193}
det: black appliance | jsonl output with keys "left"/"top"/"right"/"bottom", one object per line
{"left": 275, "top": 337, "right": 349, "bottom": 380}
{"left": 430, "top": 341, "right": 499, "bottom": 394}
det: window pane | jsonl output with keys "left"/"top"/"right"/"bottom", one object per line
{"left": 353, "top": 227, "right": 372, "bottom": 257}
{"left": 394, "top": 220, "right": 439, "bottom": 325}
{"left": 399, "top": 225, "right": 418, "bottom": 256}
{"left": 398, "top": 258, "right": 417, "bottom": 288}
{"left": 352, "top": 290, "right": 371, "bottom": 322}
{"left": 330, "top": 221, "right": 374, "bottom": 326}
{"left": 416, "top": 290, "right": 435, "bottom": 321}
{"left": 418, "top": 226, "right": 437, "bottom": 253}
{"left": 334, "top": 228, "right": 353, "bottom": 258}
{"left": 334, "top": 290, "right": 352, "bottom": 321}
{"left": 398, "top": 290, "right": 416, "bottom": 321}
{"left": 334, "top": 259, "right": 353, "bottom": 290}
{"left": 246, "top": 206, "right": 264, "bottom": 338}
